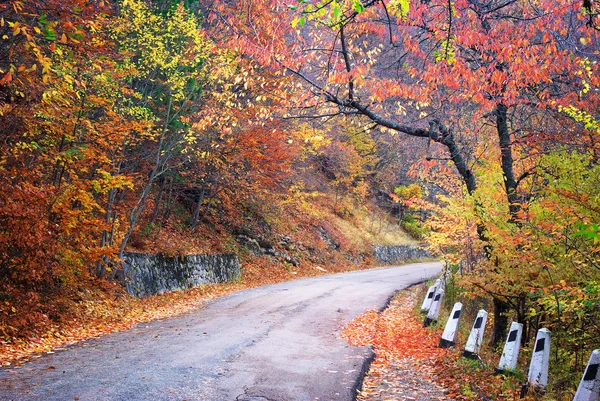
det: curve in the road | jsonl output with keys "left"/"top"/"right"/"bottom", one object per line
{"left": 0, "top": 261, "right": 442, "bottom": 401}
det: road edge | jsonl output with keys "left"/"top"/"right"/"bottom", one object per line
{"left": 350, "top": 277, "right": 436, "bottom": 401}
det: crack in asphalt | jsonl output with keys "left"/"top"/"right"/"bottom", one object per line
{"left": 236, "top": 387, "right": 277, "bottom": 401}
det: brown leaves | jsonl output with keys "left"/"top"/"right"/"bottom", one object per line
{"left": 341, "top": 288, "right": 451, "bottom": 401}
{"left": 342, "top": 290, "right": 447, "bottom": 363}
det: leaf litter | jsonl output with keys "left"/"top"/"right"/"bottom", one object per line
{"left": 341, "top": 287, "right": 452, "bottom": 401}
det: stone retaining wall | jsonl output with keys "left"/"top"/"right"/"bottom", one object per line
{"left": 374, "top": 245, "right": 432, "bottom": 265}
{"left": 122, "top": 252, "right": 241, "bottom": 297}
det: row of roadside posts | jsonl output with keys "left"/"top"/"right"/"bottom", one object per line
{"left": 421, "top": 277, "right": 600, "bottom": 401}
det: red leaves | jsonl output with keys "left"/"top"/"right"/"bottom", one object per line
{"left": 342, "top": 288, "right": 451, "bottom": 400}
{"left": 343, "top": 287, "right": 527, "bottom": 401}
{"left": 341, "top": 289, "right": 448, "bottom": 364}
{"left": 0, "top": 71, "right": 12, "bottom": 85}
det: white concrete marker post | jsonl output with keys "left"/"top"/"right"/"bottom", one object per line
{"left": 433, "top": 277, "right": 446, "bottom": 291}
{"left": 574, "top": 349, "right": 600, "bottom": 401}
{"left": 423, "top": 288, "right": 444, "bottom": 327}
{"left": 439, "top": 302, "right": 463, "bottom": 348}
{"left": 496, "top": 322, "right": 523, "bottom": 373}
{"left": 527, "top": 328, "right": 551, "bottom": 393}
{"left": 421, "top": 285, "right": 437, "bottom": 312}
{"left": 462, "top": 309, "right": 488, "bottom": 358}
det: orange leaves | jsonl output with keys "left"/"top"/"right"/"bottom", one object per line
{"left": 344, "top": 289, "right": 453, "bottom": 401}
{"left": 341, "top": 290, "right": 447, "bottom": 364}
{"left": 342, "top": 310, "right": 379, "bottom": 346}
{"left": 0, "top": 0, "right": 143, "bottom": 346}
{"left": 0, "top": 71, "right": 12, "bottom": 85}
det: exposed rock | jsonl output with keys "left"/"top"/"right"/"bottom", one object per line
{"left": 236, "top": 233, "right": 299, "bottom": 266}
{"left": 236, "top": 234, "right": 263, "bottom": 256}
{"left": 256, "top": 238, "right": 275, "bottom": 250}
{"left": 264, "top": 247, "right": 299, "bottom": 267}
{"left": 276, "top": 234, "right": 296, "bottom": 251}
{"left": 316, "top": 226, "right": 340, "bottom": 250}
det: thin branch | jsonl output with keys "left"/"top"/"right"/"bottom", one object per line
{"left": 339, "top": 24, "right": 354, "bottom": 101}
{"left": 281, "top": 111, "right": 359, "bottom": 119}
{"left": 380, "top": 0, "right": 395, "bottom": 44}
{"left": 446, "top": 0, "right": 453, "bottom": 61}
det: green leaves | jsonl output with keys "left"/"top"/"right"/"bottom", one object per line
{"left": 434, "top": 39, "right": 456, "bottom": 64}
{"left": 289, "top": 0, "right": 368, "bottom": 29}
{"left": 332, "top": 2, "right": 341, "bottom": 19}
{"left": 574, "top": 222, "right": 600, "bottom": 240}
{"left": 291, "top": 16, "right": 306, "bottom": 28}
{"left": 38, "top": 14, "right": 56, "bottom": 41}
{"left": 389, "top": 0, "right": 410, "bottom": 17}
{"left": 353, "top": 0, "right": 365, "bottom": 13}
{"left": 43, "top": 26, "right": 56, "bottom": 41}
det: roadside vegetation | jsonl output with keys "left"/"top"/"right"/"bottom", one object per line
{"left": 344, "top": 285, "right": 590, "bottom": 401}
{"left": 1, "top": 0, "right": 599, "bottom": 390}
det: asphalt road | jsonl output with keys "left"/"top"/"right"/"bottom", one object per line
{"left": 0, "top": 262, "right": 442, "bottom": 401}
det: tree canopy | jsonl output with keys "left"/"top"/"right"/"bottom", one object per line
{"left": 1, "top": 0, "right": 599, "bottom": 389}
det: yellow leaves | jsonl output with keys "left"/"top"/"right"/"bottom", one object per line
{"left": 115, "top": 0, "right": 214, "bottom": 101}
{"left": 12, "top": 1, "right": 24, "bottom": 13}
{"left": 293, "top": 123, "right": 331, "bottom": 154}
{"left": 14, "top": 141, "right": 40, "bottom": 152}
{"left": 91, "top": 171, "right": 135, "bottom": 195}
{"left": 394, "top": 184, "right": 423, "bottom": 202}
{"left": 558, "top": 105, "right": 600, "bottom": 135}
{"left": 388, "top": 0, "right": 410, "bottom": 18}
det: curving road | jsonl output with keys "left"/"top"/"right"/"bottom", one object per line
{"left": 0, "top": 262, "right": 442, "bottom": 401}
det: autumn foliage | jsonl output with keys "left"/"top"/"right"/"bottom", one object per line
{"left": 270, "top": 0, "right": 600, "bottom": 387}
{"left": 342, "top": 288, "right": 450, "bottom": 400}
{"left": 1, "top": 0, "right": 599, "bottom": 393}
{"left": 0, "top": 0, "right": 300, "bottom": 339}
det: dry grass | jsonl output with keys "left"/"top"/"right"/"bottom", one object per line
{"left": 331, "top": 208, "right": 417, "bottom": 248}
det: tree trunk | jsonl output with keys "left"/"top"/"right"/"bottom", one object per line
{"left": 492, "top": 297, "right": 509, "bottom": 348}
{"left": 201, "top": 195, "right": 215, "bottom": 220}
{"left": 490, "top": 103, "right": 523, "bottom": 347}
{"left": 151, "top": 176, "right": 166, "bottom": 225}
{"left": 189, "top": 186, "right": 206, "bottom": 230}
{"left": 496, "top": 103, "right": 520, "bottom": 218}
{"left": 116, "top": 92, "right": 173, "bottom": 275}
